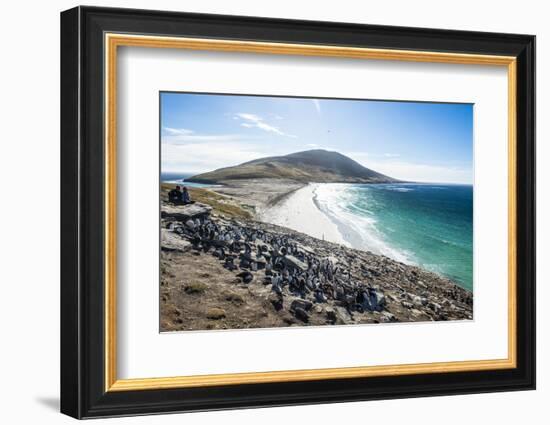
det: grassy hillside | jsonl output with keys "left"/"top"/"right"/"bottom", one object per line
{"left": 186, "top": 149, "right": 397, "bottom": 184}
{"left": 161, "top": 184, "right": 252, "bottom": 219}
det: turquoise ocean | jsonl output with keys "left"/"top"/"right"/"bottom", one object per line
{"left": 313, "top": 183, "right": 473, "bottom": 290}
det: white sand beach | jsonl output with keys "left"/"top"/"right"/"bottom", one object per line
{"left": 259, "top": 184, "right": 350, "bottom": 247}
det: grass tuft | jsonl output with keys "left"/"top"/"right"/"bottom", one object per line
{"left": 184, "top": 282, "right": 208, "bottom": 294}
{"left": 206, "top": 307, "right": 226, "bottom": 320}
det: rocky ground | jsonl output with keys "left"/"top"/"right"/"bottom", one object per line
{"left": 160, "top": 189, "right": 473, "bottom": 332}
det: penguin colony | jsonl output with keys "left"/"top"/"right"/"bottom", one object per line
{"left": 164, "top": 207, "right": 473, "bottom": 325}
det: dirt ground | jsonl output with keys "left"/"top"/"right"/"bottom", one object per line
{"left": 159, "top": 248, "right": 385, "bottom": 332}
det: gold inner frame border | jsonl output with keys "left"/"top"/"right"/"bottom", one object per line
{"left": 104, "top": 33, "right": 517, "bottom": 392}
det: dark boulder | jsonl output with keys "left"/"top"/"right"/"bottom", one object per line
{"left": 293, "top": 307, "right": 309, "bottom": 323}
{"left": 290, "top": 299, "right": 313, "bottom": 312}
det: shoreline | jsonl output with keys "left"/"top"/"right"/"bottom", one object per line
{"left": 258, "top": 182, "right": 410, "bottom": 264}
{"left": 258, "top": 184, "right": 349, "bottom": 247}
{"left": 255, "top": 182, "right": 470, "bottom": 291}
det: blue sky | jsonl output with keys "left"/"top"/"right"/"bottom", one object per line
{"left": 161, "top": 92, "right": 473, "bottom": 183}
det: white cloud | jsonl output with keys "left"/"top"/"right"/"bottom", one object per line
{"left": 384, "top": 153, "right": 400, "bottom": 158}
{"left": 236, "top": 113, "right": 260, "bottom": 122}
{"left": 234, "top": 113, "right": 297, "bottom": 138}
{"left": 306, "top": 143, "right": 319, "bottom": 148}
{"left": 357, "top": 158, "right": 472, "bottom": 184}
{"left": 312, "top": 99, "right": 321, "bottom": 115}
{"left": 162, "top": 127, "right": 243, "bottom": 144}
{"left": 163, "top": 127, "right": 194, "bottom": 136}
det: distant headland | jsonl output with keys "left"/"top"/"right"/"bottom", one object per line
{"left": 186, "top": 149, "right": 399, "bottom": 184}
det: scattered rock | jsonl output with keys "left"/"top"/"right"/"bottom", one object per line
{"left": 282, "top": 255, "right": 308, "bottom": 272}
{"left": 290, "top": 299, "right": 313, "bottom": 312}
{"left": 410, "top": 308, "right": 424, "bottom": 317}
{"left": 401, "top": 301, "right": 414, "bottom": 309}
{"left": 387, "top": 293, "right": 399, "bottom": 302}
{"left": 161, "top": 228, "right": 191, "bottom": 252}
{"left": 428, "top": 301, "right": 442, "bottom": 314}
{"left": 161, "top": 203, "right": 212, "bottom": 221}
{"left": 380, "top": 311, "right": 397, "bottom": 323}
{"left": 409, "top": 294, "right": 428, "bottom": 307}
{"left": 334, "top": 306, "right": 352, "bottom": 323}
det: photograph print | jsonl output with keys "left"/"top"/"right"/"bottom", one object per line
{"left": 160, "top": 92, "right": 474, "bottom": 332}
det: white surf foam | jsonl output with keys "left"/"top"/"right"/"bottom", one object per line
{"left": 312, "top": 183, "right": 413, "bottom": 264}
{"left": 260, "top": 183, "right": 412, "bottom": 265}
{"left": 259, "top": 184, "right": 350, "bottom": 247}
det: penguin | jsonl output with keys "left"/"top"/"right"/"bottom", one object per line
{"left": 314, "top": 289, "right": 327, "bottom": 303}
{"left": 236, "top": 271, "right": 253, "bottom": 284}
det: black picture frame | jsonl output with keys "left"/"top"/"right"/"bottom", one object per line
{"left": 60, "top": 5, "right": 535, "bottom": 419}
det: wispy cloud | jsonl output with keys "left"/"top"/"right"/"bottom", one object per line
{"left": 312, "top": 99, "right": 321, "bottom": 115}
{"left": 306, "top": 143, "right": 319, "bottom": 148}
{"left": 162, "top": 127, "right": 242, "bottom": 144}
{"left": 234, "top": 113, "right": 297, "bottom": 138}
{"left": 163, "top": 127, "right": 194, "bottom": 136}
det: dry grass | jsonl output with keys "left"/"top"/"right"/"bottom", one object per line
{"left": 184, "top": 282, "right": 208, "bottom": 294}
{"left": 206, "top": 307, "right": 226, "bottom": 320}
{"left": 159, "top": 250, "right": 291, "bottom": 332}
{"left": 161, "top": 183, "right": 252, "bottom": 219}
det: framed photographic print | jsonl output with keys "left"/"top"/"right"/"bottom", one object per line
{"left": 60, "top": 6, "right": 536, "bottom": 419}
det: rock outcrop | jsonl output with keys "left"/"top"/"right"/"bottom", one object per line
{"left": 161, "top": 203, "right": 212, "bottom": 222}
